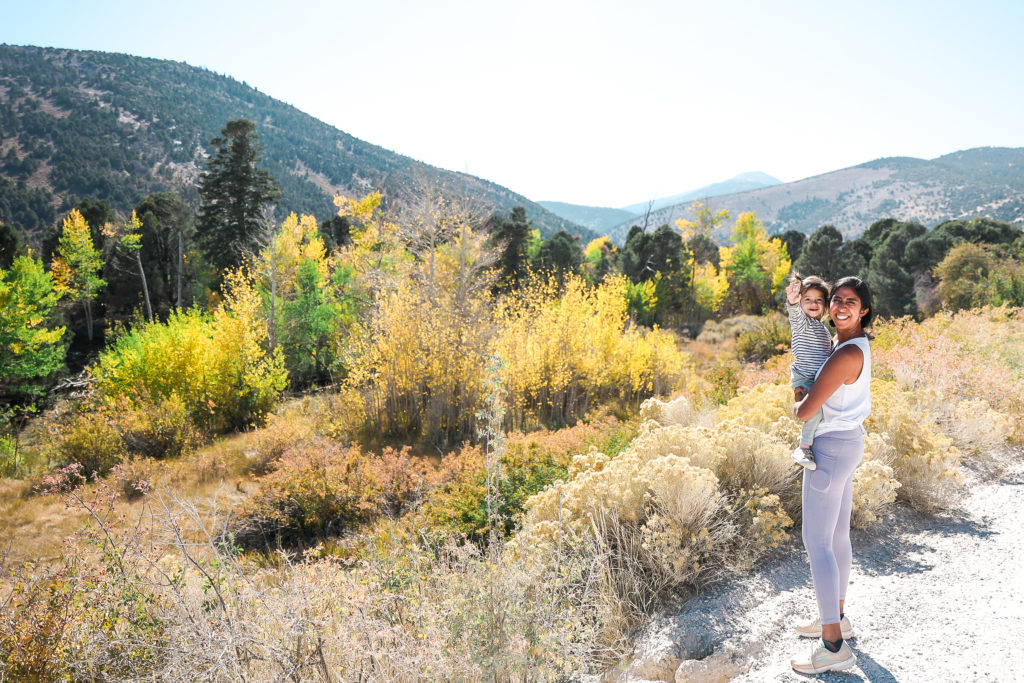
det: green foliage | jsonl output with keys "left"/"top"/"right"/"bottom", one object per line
{"left": 777, "top": 229, "right": 805, "bottom": 266}
{"left": 52, "top": 407, "right": 129, "bottom": 476}
{"left": 421, "top": 417, "right": 637, "bottom": 543}
{"left": 532, "top": 229, "right": 583, "bottom": 280}
{"left": 794, "top": 224, "right": 844, "bottom": 280}
{"left": 0, "top": 254, "right": 67, "bottom": 400}
{"left": 719, "top": 213, "right": 791, "bottom": 315}
{"left": 864, "top": 219, "right": 927, "bottom": 317}
{"left": 0, "top": 222, "right": 26, "bottom": 269}
{"left": 196, "top": 119, "right": 281, "bottom": 278}
{"left": 705, "top": 360, "right": 741, "bottom": 404}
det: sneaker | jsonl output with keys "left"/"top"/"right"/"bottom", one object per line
{"left": 791, "top": 640, "right": 857, "bottom": 674}
{"left": 794, "top": 615, "right": 855, "bottom": 639}
{"left": 790, "top": 446, "right": 817, "bottom": 470}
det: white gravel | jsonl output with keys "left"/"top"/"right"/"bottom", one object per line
{"left": 604, "top": 448, "right": 1024, "bottom": 682}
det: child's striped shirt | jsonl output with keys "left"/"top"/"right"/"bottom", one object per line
{"left": 787, "top": 300, "right": 833, "bottom": 379}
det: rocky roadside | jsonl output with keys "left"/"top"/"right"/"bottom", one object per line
{"left": 587, "top": 447, "right": 1024, "bottom": 682}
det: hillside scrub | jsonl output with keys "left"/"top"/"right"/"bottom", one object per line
{"left": 2, "top": 309, "right": 1022, "bottom": 680}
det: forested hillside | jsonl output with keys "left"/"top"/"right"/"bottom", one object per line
{"left": 607, "top": 148, "right": 1024, "bottom": 244}
{"left": 0, "top": 45, "right": 594, "bottom": 240}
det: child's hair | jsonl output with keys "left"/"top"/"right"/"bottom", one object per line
{"left": 790, "top": 271, "right": 830, "bottom": 300}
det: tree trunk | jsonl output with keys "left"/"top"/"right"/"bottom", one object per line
{"left": 84, "top": 299, "right": 94, "bottom": 341}
{"left": 176, "top": 228, "right": 184, "bottom": 309}
{"left": 135, "top": 252, "right": 153, "bottom": 321}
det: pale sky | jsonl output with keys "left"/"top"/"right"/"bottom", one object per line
{"left": 3, "top": 0, "right": 1023, "bottom": 208}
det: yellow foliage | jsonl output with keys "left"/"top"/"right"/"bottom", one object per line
{"left": 865, "top": 379, "right": 962, "bottom": 511}
{"left": 692, "top": 260, "right": 729, "bottom": 313}
{"left": 92, "top": 268, "right": 287, "bottom": 433}
{"left": 493, "top": 274, "right": 692, "bottom": 429}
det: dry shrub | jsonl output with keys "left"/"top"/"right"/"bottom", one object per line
{"left": 739, "top": 351, "right": 791, "bottom": 390}
{"left": 909, "top": 389, "right": 1015, "bottom": 456}
{"left": 420, "top": 416, "right": 635, "bottom": 542}
{"left": 1, "top": 469, "right": 163, "bottom": 680}
{"left": 718, "top": 381, "right": 799, "bottom": 438}
{"left": 702, "top": 360, "right": 742, "bottom": 405}
{"left": 696, "top": 315, "right": 761, "bottom": 344}
{"left": 852, "top": 433, "right": 901, "bottom": 528}
{"left": 734, "top": 313, "right": 790, "bottom": 363}
{"left": 866, "top": 379, "right": 962, "bottom": 512}
{"left": 49, "top": 405, "right": 127, "bottom": 477}
{"left": 233, "top": 440, "right": 441, "bottom": 548}
{"left": 948, "top": 399, "right": 1015, "bottom": 454}
{"left": 116, "top": 394, "right": 204, "bottom": 460}
{"left": 510, "top": 417, "right": 795, "bottom": 638}
{"left": 713, "top": 419, "right": 800, "bottom": 516}
{"left": 5, "top": 471, "right": 603, "bottom": 681}
{"left": 873, "top": 306, "right": 1024, "bottom": 437}
{"left": 110, "top": 447, "right": 236, "bottom": 501}
{"left": 245, "top": 413, "right": 317, "bottom": 475}
{"left": 639, "top": 394, "right": 693, "bottom": 427}
{"left": 728, "top": 487, "right": 794, "bottom": 569}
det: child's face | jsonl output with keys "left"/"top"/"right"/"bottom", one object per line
{"left": 801, "top": 289, "right": 826, "bottom": 320}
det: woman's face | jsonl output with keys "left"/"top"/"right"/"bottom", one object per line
{"left": 830, "top": 285, "right": 868, "bottom": 332}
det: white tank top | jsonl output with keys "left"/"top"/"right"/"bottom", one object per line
{"left": 814, "top": 336, "right": 871, "bottom": 437}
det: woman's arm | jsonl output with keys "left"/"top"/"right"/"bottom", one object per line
{"left": 795, "top": 345, "right": 864, "bottom": 420}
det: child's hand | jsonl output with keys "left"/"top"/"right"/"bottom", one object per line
{"left": 786, "top": 279, "right": 801, "bottom": 305}
{"left": 794, "top": 387, "right": 808, "bottom": 401}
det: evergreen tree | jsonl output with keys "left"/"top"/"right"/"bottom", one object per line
{"left": 487, "top": 206, "right": 532, "bottom": 293}
{"left": 795, "top": 224, "right": 844, "bottom": 280}
{"left": 778, "top": 229, "right": 806, "bottom": 266}
{"left": 533, "top": 230, "right": 583, "bottom": 281}
{"left": 0, "top": 223, "right": 26, "bottom": 269}
{"left": 865, "top": 220, "right": 927, "bottom": 317}
{"left": 196, "top": 119, "right": 281, "bottom": 279}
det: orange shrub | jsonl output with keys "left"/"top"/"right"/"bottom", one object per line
{"left": 232, "top": 440, "right": 442, "bottom": 548}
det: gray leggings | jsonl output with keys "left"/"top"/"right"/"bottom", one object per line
{"left": 801, "top": 428, "right": 865, "bottom": 625}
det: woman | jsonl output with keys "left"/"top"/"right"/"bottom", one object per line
{"left": 789, "top": 276, "right": 873, "bottom": 675}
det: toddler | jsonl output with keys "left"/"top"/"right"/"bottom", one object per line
{"left": 786, "top": 274, "right": 832, "bottom": 470}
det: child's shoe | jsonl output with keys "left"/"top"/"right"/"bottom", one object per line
{"left": 790, "top": 446, "right": 816, "bottom": 470}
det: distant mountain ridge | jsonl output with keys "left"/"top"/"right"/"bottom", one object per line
{"left": 0, "top": 44, "right": 596, "bottom": 241}
{"left": 605, "top": 149, "right": 1024, "bottom": 244}
{"left": 536, "top": 201, "right": 638, "bottom": 234}
{"left": 620, "top": 172, "right": 782, "bottom": 215}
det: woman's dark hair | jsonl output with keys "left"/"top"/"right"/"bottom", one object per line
{"left": 829, "top": 276, "right": 873, "bottom": 329}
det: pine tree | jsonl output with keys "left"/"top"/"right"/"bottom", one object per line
{"left": 196, "top": 119, "right": 280, "bottom": 280}
{"left": 487, "top": 206, "right": 532, "bottom": 293}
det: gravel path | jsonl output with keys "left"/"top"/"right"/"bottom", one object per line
{"left": 607, "top": 448, "right": 1024, "bottom": 682}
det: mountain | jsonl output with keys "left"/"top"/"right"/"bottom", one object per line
{"left": 620, "top": 172, "right": 782, "bottom": 216}
{"left": 0, "top": 45, "right": 596, "bottom": 242}
{"left": 606, "top": 150, "right": 1024, "bottom": 245}
{"left": 536, "top": 201, "right": 638, "bottom": 234}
